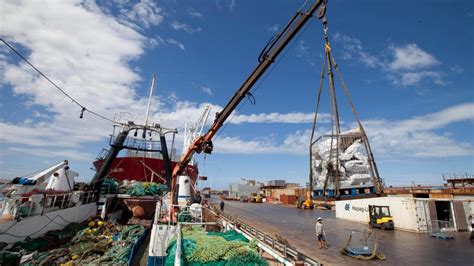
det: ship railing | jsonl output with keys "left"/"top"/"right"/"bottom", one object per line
{"left": 44, "top": 191, "right": 96, "bottom": 212}
{"left": 0, "top": 191, "right": 96, "bottom": 221}
{"left": 95, "top": 148, "right": 110, "bottom": 161}
{"left": 209, "top": 206, "right": 321, "bottom": 266}
{"left": 174, "top": 204, "right": 203, "bottom": 223}
{"left": 109, "top": 126, "right": 163, "bottom": 152}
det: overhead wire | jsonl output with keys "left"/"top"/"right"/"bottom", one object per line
{"left": 0, "top": 38, "right": 122, "bottom": 125}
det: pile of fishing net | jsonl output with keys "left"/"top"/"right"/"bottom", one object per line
{"left": 0, "top": 223, "right": 86, "bottom": 266}
{"left": 102, "top": 178, "right": 167, "bottom": 196}
{"left": 9, "top": 218, "right": 146, "bottom": 266}
{"left": 165, "top": 226, "right": 267, "bottom": 266}
{"left": 12, "top": 223, "right": 85, "bottom": 252}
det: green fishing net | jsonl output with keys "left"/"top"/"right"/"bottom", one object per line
{"left": 103, "top": 177, "right": 168, "bottom": 196}
{"left": 165, "top": 226, "right": 267, "bottom": 266}
{"left": 15, "top": 221, "right": 146, "bottom": 265}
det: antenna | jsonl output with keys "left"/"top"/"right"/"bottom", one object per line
{"left": 144, "top": 74, "right": 156, "bottom": 128}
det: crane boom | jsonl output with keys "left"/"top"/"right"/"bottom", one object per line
{"left": 170, "top": 0, "right": 328, "bottom": 204}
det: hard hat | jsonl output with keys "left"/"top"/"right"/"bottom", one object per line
{"left": 317, "top": 217, "right": 322, "bottom": 220}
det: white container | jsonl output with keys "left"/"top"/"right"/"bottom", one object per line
{"left": 45, "top": 168, "right": 76, "bottom": 191}
{"left": 177, "top": 175, "right": 191, "bottom": 204}
{"left": 335, "top": 196, "right": 424, "bottom": 232}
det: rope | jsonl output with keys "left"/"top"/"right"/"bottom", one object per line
{"left": 1, "top": 38, "right": 123, "bottom": 125}
{"left": 310, "top": 49, "right": 328, "bottom": 198}
{"left": 330, "top": 53, "right": 383, "bottom": 193}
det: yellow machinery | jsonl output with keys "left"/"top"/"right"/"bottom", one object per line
{"left": 249, "top": 193, "right": 263, "bottom": 203}
{"left": 369, "top": 205, "right": 394, "bottom": 230}
{"left": 296, "top": 195, "right": 314, "bottom": 209}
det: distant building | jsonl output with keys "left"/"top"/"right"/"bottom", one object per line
{"left": 260, "top": 180, "right": 305, "bottom": 204}
{"left": 285, "top": 183, "right": 301, "bottom": 188}
{"left": 228, "top": 179, "right": 261, "bottom": 199}
{"left": 264, "top": 180, "right": 285, "bottom": 187}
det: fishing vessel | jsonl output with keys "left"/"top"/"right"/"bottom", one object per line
{"left": 0, "top": 160, "right": 97, "bottom": 244}
{"left": 92, "top": 150, "right": 199, "bottom": 184}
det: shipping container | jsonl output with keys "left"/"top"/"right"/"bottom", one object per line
{"left": 336, "top": 196, "right": 473, "bottom": 233}
{"left": 280, "top": 194, "right": 298, "bottom": 205}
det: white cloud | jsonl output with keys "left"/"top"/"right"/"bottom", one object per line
{"left": 387, "top": 48, "right": 444, "bottom": 86}
{"left": 397, "top": 71, "right": 444, "bottom": 86}
{"left": 170, "top": 21, "right": 202, "bottom": 34}
{"left": 230, "top": 0, "right": 236, "bottom": 12}
{"left": 200, "top": 86, "right": 213, "bottom": 96}
{"left": 364, "top": 103, "right": 474, "bottom": 158}
{"left": 33, "top": 110, "right": 52, "bottom": 119}
{"left": 333, "top": 33, "right": 445, "bottom": 87}
{"left": 333, "top": 32, "right": 378, "bottom": 68}
{"left": 0, "top": 0, "right": 166, "bottom": 166}
{"left": 450, "top": 65, "right": 464, "bottom": 73}
{"left": 388, "top": 44, "right": 439, "bottom": 71}
{"left": 210, "top": 103, "right": 474, "bottom": 158}
{"left": 0, "top": 121, "right": 107, "bottom": 148}
{"left": 232, "top": 112, "right": 330, "bottom": 124}
{"left": 214, "top": 130, "right": 311, "bottom": 155}
{"left": 296, "top": 40, "right": 317, "bottom": 67}
{"left": 390, "top": 103, "right": 474, "bottom": 132}
{"left": 8, "top": 147, "right": 93, "bottom": 161}
{"left": 150, "top": 101, "right": 323, "bottom": 130}
{"left": 124, "top": 0, "right": 164, "bottom": 28}
{"left": 188, "top": 8, "right": 202, "bottom": 18}
{"left": 148, "top": 36, "right": 185, "bottom": 50}
{"left": 166, "top": 38, "right": 185, "bottom": 51}
{"left": 389, "top": 43, "right": 439, "bottom": 70}
{"left": 266, "top": 24, "right": 279, "bottom": 33}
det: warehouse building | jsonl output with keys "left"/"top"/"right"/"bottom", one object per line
{"left": 228, "top": 179, "right": 262, "bottom": 199}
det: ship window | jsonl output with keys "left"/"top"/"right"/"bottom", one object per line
{"left": 184, "top": 179, "right": 189, "bottom": 184}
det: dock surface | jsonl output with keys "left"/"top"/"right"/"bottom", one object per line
{"left": 216, "top": 198, "right": 473, "bottom": 265}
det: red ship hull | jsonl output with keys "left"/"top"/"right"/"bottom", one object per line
{"left": 93, "top": 157, "right": 198, "bottom": 183}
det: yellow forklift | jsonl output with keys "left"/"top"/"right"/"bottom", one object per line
{"left": 249, "top": 193, "right": 263, "bottom": 203}
{"left": 296, "top": 190, "right": 314, "bottom": 209}
{"left": 368, "top": 205, "right": 394, "bottom": 230}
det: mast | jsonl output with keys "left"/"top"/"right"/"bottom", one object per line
{"left": 144, "top": 74, "right": 156, "bottom": 128}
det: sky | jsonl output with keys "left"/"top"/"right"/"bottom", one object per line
{"left": 0, "top": 0, "right": 473, "bottom": 189}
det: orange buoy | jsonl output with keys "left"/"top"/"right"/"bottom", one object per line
{"left": 132, "top": 206, "right": 145, "bottom": 218}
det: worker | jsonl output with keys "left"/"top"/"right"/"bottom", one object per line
{"left": 220, "top": 200, "right": 225, "bottom": 212}
{"left": 315, "top": 217, "right": 326, "bottom": 249}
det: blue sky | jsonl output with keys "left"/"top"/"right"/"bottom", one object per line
{"left": 0, "top": 0, "right": 473, "bottom": 189}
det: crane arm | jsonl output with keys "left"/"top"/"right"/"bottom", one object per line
{"left": 170, "top": 0, "right": 327, "bottom": 203}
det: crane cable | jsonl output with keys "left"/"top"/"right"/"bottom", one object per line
{"left": 1, "top": 38, "right": 123, "bottom": 125}
{"left": 309, "top": 47, "right": 328, "bottom": 201}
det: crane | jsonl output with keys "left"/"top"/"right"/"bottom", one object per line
{"left": 182, "top": 105, "right": 212, "bottom": 156}
{"left": 170, "top": 0, "right": 328, "bottom": 205}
